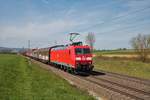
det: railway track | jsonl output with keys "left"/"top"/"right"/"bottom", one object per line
{"left": 92, "top": 76, "right": 150, "bottom": 95}
{"left": 94, "top": 70, "right": 150, "bottom": 86}
{"left": 81, "top": 77, "right": 144, "bottom": 100}
{"left": 91, "top": 71, "right": 150, "bottom": 93}
{"left": 76, "top": 70, "right": 150, "bottom": 100}
{"left": 78, "top": 75, "right": 150, "bottom": 100}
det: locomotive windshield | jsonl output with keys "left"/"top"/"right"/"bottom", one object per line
{"left": 75, "top": 48, "right": 91, "bottom": 54}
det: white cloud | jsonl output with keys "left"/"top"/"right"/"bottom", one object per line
{"left": 127, "top": 0, "right": 150, "bottom": 9}
{"left": 0, "top": 0, "right": 150, "bottom": 49}
{"left": 0, "top": 18, "right": 81, "bottom": 48}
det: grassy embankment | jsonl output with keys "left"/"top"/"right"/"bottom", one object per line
{"left": 0, "top": 54, "right": 94, "bottom": 100}
{"left": 93, "top": 50, "right": 150, "bottom": 80}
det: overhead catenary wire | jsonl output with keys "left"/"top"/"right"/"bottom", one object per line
{"left": 97, "top": 21, "right": 150, "bottom": 36}
{"left": 79, "top": 6, "right": 150, "bottom": 32}
{"left": 95, "top": 14, "right": 150, "bottom": 35}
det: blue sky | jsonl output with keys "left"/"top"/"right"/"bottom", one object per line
{"left": 0, "top": 0, "right": 150, "bottom": 49}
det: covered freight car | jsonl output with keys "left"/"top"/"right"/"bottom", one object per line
{"left": 30, "top": 45, "right": 63, "bottom": 63}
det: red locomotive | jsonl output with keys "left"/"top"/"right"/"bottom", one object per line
{"left": 26, "top": 42, "right": 94, "bottom": 73}
{"left": 50, "top": 42, "right": 94, "bottom": 73}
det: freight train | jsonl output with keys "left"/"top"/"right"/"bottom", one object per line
{"left": 25, "top": 42, "right": 94, "bottom": 74}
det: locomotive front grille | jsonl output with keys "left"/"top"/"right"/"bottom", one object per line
{"left": 76, "top": 62, "right": 93, "bottom": 72}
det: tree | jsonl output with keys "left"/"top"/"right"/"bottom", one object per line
{"left": 131, "top": 34, "right": 150, "bottom": 62}
{"left": 85, "top": 32, "right": 96, "bottom": 50}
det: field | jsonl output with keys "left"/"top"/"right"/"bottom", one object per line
{"left": 0, "top": 54, "right": 94, "bottom": 100}
{"left": 94, "top": 49, "right": 136, "bottom": 55}
{"left": 94, "top": 50, "right": 150, "bottom": 80}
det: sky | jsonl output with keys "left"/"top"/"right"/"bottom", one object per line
{"left": 0, "top": 0, "right": 150, "bottom": 49}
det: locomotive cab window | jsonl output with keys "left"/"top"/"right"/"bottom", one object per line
{"left": 83, "top": 48, "right": 91, "bottom": 54}
{"left": 75, "top": 48, "right": 82, "bottom": 54}
{"left": 75, "top": 48, "right": 91, "bottom": 54}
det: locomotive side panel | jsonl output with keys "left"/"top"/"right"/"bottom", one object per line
{"left": 50, "top": 46, "right": 75, "bottom": 68}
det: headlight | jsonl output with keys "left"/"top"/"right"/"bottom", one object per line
{"left": 76, "top": 57, "right": 81, "bottom": 60}
{"left": 86, "top": 57, "right": 92, "bottom": 60}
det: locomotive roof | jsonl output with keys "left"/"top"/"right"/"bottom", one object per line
{"left": 33, "top": 42, "right": 89, "bottom": 50}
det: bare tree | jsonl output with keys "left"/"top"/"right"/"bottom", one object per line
{"left": 86, "top": 32, "right": 96, "bottom": 50}
{"left": 131, "top": 34, "right": 150, "bottom": 62}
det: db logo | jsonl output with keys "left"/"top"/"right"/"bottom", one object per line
{"left": 82, "top": 56, "right": 86, "bottom": 60}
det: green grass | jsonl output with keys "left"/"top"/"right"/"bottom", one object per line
{"left": 94, "top": 57, "right": 150, "bottom": 80}
{"left": 0, "top": 54, "right": 94, "bottom": 100}
{"left": 94, "top": 49, "right": 136, "bottom": 55}
{"left": 93, "top": 49, "right": 150, "bottom": 56}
